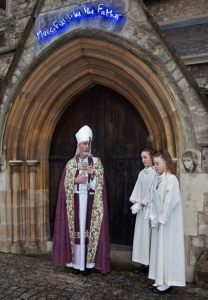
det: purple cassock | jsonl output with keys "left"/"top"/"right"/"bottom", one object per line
{"left": 52, "top": 167, "right": 110, "bottom": 274}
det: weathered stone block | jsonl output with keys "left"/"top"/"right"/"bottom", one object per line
{"left": 203, "top": 193, "right": 208, "bottom": 211}
{"left": 198, "top": 212, "right": 208, "bottom": 236}
{"left": 0, "top": 30, "right": 6, "bottom": 47}
{"left": 191, "top": 236, "right": 205, "bottom": 248}
{"left": 195, "top": 250, "right": 208, "bottom": 288}
{"left": 189, "top": 246, "right": 197, "bottom": 266}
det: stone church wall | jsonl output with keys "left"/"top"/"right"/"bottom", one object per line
{"left": 187, "top": 63, "right": 208, "bottom": 89}
{"left": 0, "top": 0, "right": 36, "bottom": 90}
{"left": 144, "top": 0, "right": 208, "bottom": 23}
{"left": 1, "top": 0, "right": 208, "bottom": 90}
{"left": 0, "top": 0, "right": 208, "bottom": 284}
{"left": 163, "top": 23, "right": 208, "bottom": 57}
{"left": 145, "top": 0, "right": 208, "bottom": 108}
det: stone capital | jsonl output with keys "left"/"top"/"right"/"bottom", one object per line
{"left": 26, "top": 160, "right": 40, "bottom": 166}
{"left": 9, "top": 160, "right": 22, "bottom": 166}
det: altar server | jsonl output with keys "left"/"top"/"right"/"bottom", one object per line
{"left": 130, "top": 147, "right": 156, "bottom": 276}
{"left": 145, "top": 149, "right": 186, "bottom": 293}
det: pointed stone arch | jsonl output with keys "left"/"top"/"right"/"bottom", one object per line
{"left": 4, "top": 37, "right": 184, "bottom": 158}
{"left": 3, "top": 36, "right": 184, "bottom": 252}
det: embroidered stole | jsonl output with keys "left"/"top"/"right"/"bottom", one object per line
{"left": 64, "top": 156, "right": 104, "bottom": 263}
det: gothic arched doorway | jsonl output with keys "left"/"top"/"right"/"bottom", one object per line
{"left": 2, "top": 37, "right": 184, "bottom": 254}
{"left": 49, "top": 84, "right": 151, "bottom": 246}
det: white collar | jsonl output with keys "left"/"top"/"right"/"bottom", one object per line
{"left": 144, "top": 166, "right": 155, "bottom": 174}
{"left": 156, "top": 172, "right": 168, "bottom": 180}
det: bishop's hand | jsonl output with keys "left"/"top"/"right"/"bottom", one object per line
{"left": 87, "top": 165, "right": 95, "bottom": 179}
{"left": 74, "top": 174, "right": 88, "bottom": 184}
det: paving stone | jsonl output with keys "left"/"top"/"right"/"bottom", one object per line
{"left": 0, "top": 253, "right": 208, "bottom": 299}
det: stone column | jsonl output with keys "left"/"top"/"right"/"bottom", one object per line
{"left": 26, "top": 160, "right": 39, "bottom": 252}
{"left": 9, "top": 160, "right": 22, "bottom": 253}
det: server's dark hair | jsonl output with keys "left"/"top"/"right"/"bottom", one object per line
{"left": 141, "top": 147, "right": 156, "bottom": 164}
{"left": 153, "top": 149, "right": 175, "bottom": 175}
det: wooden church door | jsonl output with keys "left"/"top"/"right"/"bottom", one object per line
{"left": 49, "top": 85, "right": 151, "bottom": 246}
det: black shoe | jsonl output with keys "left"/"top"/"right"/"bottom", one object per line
{"left": 134, "top": 265, "right": 146, "bottom": 274}
{"left": 147, "top": 284, "right": 158, "bottom": 290}
{"left": 152, "top": 286, "right": 172, "bottom": 294}
{"left": 72, "top": 268, "right": 80, "bottom": 275}
{"left": 138, "top": 266, "right": 149, "bottom": 276}
{"left": 82, "top": 268, "right": 92, "bottom": 277}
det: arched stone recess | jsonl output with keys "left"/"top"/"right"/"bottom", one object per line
{"left": 4, "top": 37, "right": 186, "bottom": 158}
{"left": 1, "top": 36, "right": 186, "bottom": 253}
{"left": 2, "top": 28, "right": 203, "bottom": 155}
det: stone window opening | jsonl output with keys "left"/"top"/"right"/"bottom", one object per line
{"left": 0, "top": 0, "right": 11, "bottom": 17}
{"left": 0, "top": 0, "right": 6, "bottom": 10}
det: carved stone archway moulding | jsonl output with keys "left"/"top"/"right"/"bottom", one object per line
{"left": 4, "top": 37, "right": 184, "bottom": 158}
{"left": 2, "top": 37, "right": 184, "bottom": 253}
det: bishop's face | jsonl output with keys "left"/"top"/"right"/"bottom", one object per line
{"left": 77, "top": 141, "right": 90, "bottom": 158}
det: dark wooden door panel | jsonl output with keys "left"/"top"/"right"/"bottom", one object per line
{"left": 49, "top": 85, "right": 151, "bottom": 245}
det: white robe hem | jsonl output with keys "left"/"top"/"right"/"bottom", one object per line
{"left": 148, "top": 275, "right": 186, "bottom": 286}
{"left": 132, "top": 259, "right": 149, "bottom": 265}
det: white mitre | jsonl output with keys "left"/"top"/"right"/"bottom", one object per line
{"left": 75, "top": 125, "right": 93, "bottom": 144}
